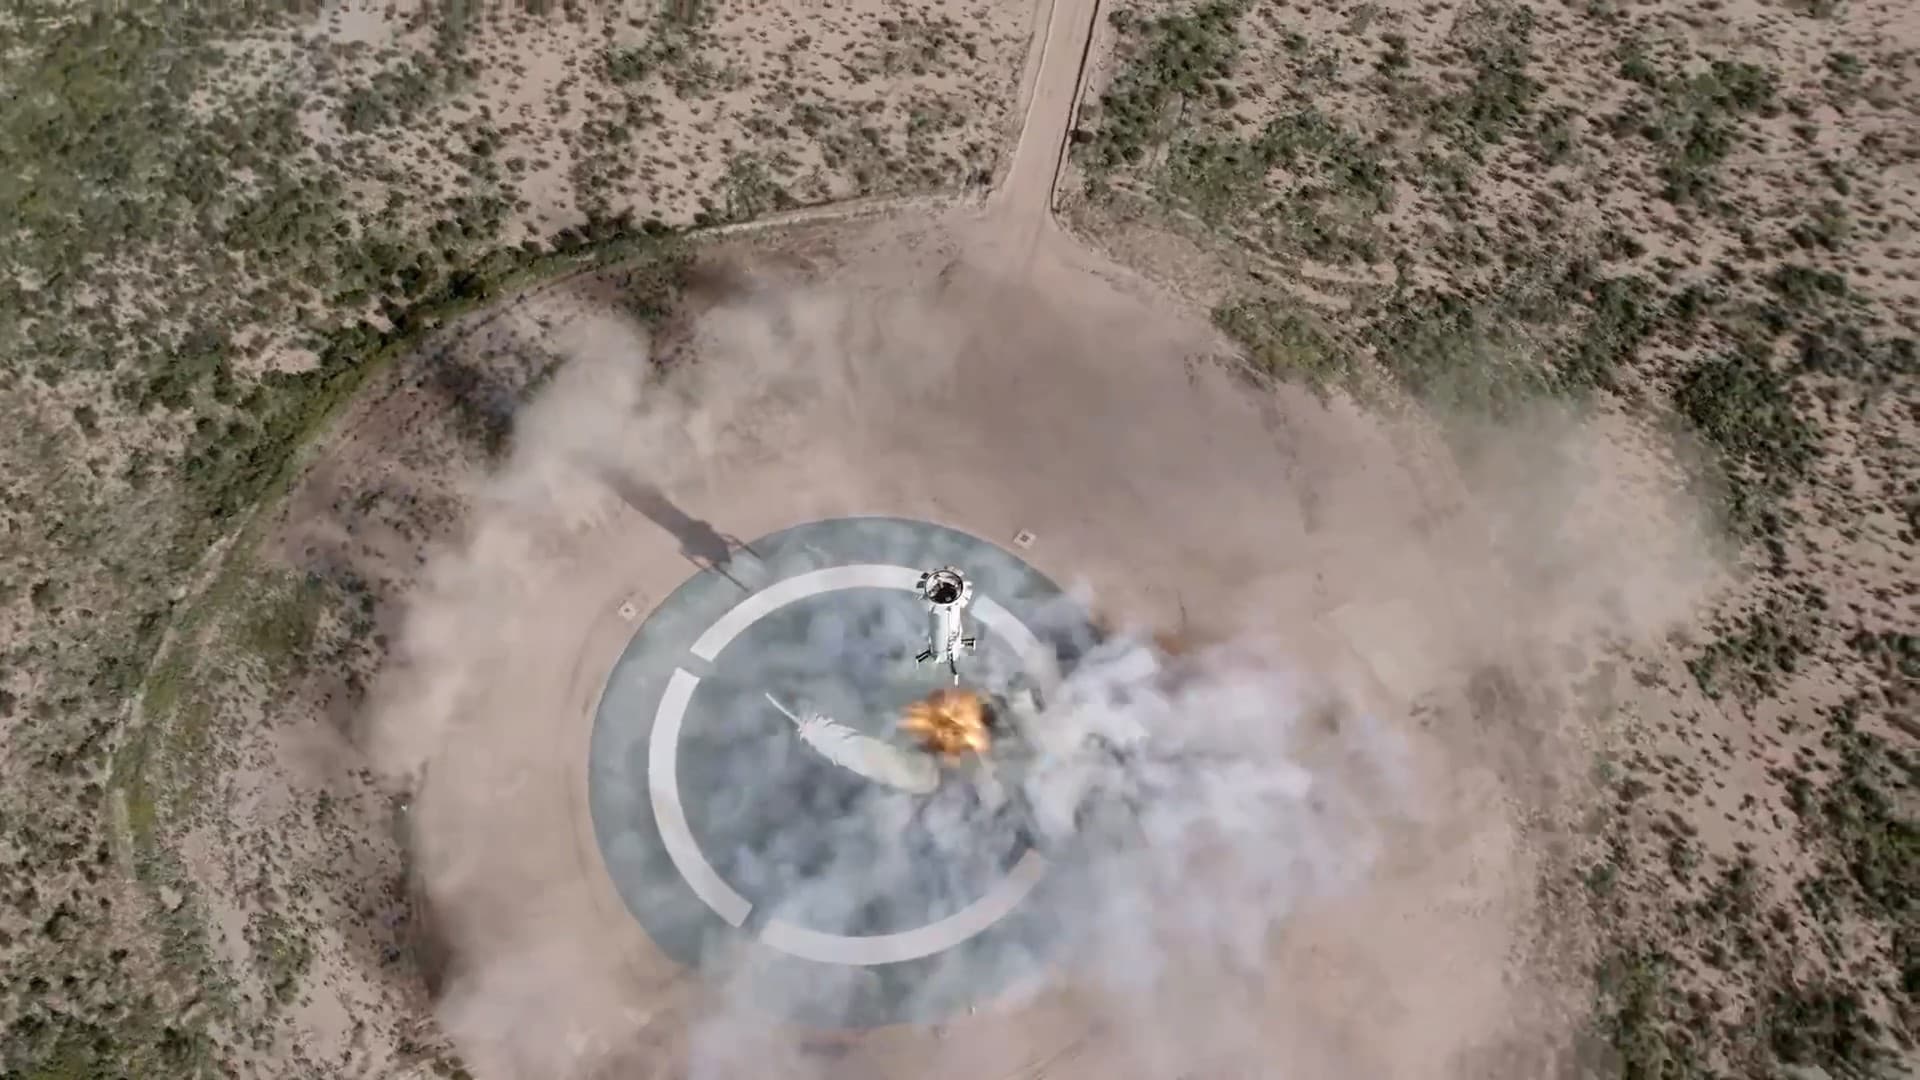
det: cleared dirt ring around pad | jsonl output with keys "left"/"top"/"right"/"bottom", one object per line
{"left": 406, "top": 455, "right": 1412, "bottom": 1063}
{"left": 370, "top": 213, "right": 1470, "bottom": 1076}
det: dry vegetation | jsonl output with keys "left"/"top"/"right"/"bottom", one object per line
{"left": 1068, "top": 0, "right": 1916, "bottom": 1075}
{"left": 309, "top": 0, "right": 1028, "bottom": 237}
{"left": 1, "top": 0, "right": 1914, "bottom": 1076}
{"left": 0, "top": 1, "right": 1027, "bottom": 1075}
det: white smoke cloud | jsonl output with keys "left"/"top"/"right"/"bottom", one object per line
{"left": 369, "top": 247, "right": 1719, "bottom": 1080}
{"left": 652, "top": 581, "right": 1448, "bottom": 1076}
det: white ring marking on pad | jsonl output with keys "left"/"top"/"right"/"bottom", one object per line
{"left": 650, "top": 668, "right": 752, "bottom": 927}
{"left": 973, "top": 596, "right": 1059, "bottom": 685}
{"left": 757, "top": 850, "right": 1049, "bottom": 966}
{"left": 689, "top": 564, "right": 923, "bottom": 661}
{"left": 662, "top": 560, "right": 1061, "bottom": 963}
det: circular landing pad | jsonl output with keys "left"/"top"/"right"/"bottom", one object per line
{"left": 589, "top": 516, "right": 1097, "bottom": 1027}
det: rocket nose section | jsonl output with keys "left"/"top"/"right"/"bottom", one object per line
{"left": 917, "top": 566, "right": 972, "bottom": 608}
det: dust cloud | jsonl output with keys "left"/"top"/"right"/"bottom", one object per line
{"left": 366, "top": 230, "right": 1722, "bottom": 1080}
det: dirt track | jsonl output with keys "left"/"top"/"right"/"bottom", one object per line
{"left": 330, "top": 0, "right": 1724, "bottom": 1074}
{"left": 992, "top": 0, "right": 1101, "bottom": 241}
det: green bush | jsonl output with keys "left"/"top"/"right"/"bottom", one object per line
{"left": 1432, "top": 1, "right": 1542, "bottom": 147}
{"left": 174, "top": 221, "right": 690, "bottom": 544}
{"left": 1080, "top": 1, "right": 1247, "bottom": 175}
{"left": 1367, "top": 288, "right": 1546, "bottom": 417}
{"left": 1616, "top": 57, "right": 1779, "bottom": 204}
{"left": 1211, "top": 296, "right": 1347, "bottom": 388}
{"left": 1673, "top": 343, "right": 1817, "bottom": 526}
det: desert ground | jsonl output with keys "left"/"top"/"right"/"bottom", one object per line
{"left": 0, "top": 1, "right": 1913, "bottom": 1079}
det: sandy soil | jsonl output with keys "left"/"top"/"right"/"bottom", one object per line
{"left": 348, "top": 214, "right": 1716, "bottom": 1080}
{"left": 253, "top": 2, "right": 1723, "bottom": 1069}
{"left": 3, "top": 0, "right": 1903, "bottom": 1074}
{"left": 143, "top": 0, "right": 1740, "bottom": 1076}
{"left": 1051, "top": 2, "right": 1918, "bottom": 1071}
{"left": 294, "top": 0, "right": 1032, "bottom": 238}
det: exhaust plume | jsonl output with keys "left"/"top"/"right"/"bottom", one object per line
{"left": 368, "top": 234, "right": 1721, "bottom": 1079}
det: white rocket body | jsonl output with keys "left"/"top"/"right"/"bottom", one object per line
{"left": 756, "top": 565, "right": 991, "bottom": 796}
{"left": 915, "top": 567, "right": 977, "bottom": 684}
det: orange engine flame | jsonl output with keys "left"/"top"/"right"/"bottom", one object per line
{"left": 899, "top": 688, "right": 992, "bottom": 761}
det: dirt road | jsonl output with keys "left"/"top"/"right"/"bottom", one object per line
{"left": 335, "top": 0, "right": 1716, "bottom": 1073}
{"left": 704, "top": 0, "right": 1101, "bottom": 262}
{"left": 990, "top": 0, "right": 1102, "bottom": 250}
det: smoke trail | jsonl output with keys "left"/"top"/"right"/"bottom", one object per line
{"left": 371, "top": 242, "right": 1720, "bottom": 1080}
{"left": 667, "top": 605, "right": 1422, "bottom": 1078}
